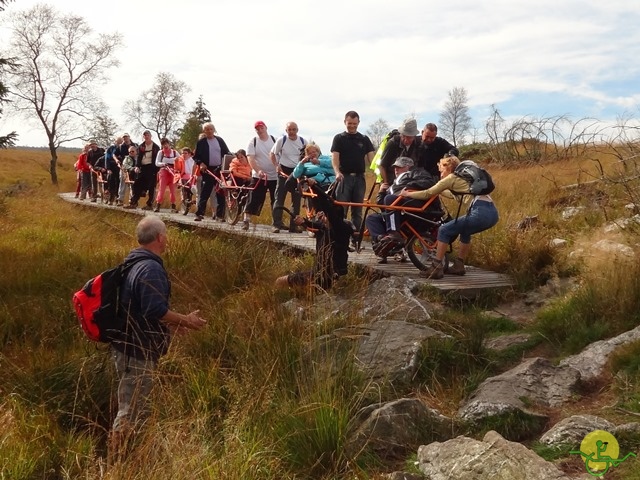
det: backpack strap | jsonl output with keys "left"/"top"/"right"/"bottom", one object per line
{"left": 253, "top": 135, "right": 277, "bottom": 149}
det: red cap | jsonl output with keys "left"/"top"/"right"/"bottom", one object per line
{"left": 254, "top": 120, "right": 266, "bottom": 129}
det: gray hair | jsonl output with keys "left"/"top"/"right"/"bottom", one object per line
{"left": 202, "top": 122, "right": 216, "bottom": 133}
{"left": 136, "top": 216, "right": 166, "bottom": 245}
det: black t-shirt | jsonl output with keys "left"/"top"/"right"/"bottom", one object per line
{"left": 330, "top": 132, "right": 374, "bottom": 174}
{"left": 417, "top": 137, "right": 456, "bottom": 176}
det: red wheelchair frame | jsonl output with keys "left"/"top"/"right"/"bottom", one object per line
{"left": 297, "top": 178, "right": 447, "bottom": 272}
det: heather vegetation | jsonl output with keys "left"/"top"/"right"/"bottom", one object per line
{"left": 1, "top": 135, "right": 640, "bottom": 478}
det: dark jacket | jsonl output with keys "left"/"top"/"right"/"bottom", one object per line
{"left": 87, "top": 147, "right": 106, "bottom": 168}
{"left": 379, "top": 134, "right": 422, "bottom": 183}
{"left": 193, "top": 135, "right": 231, "bottom": 169}
{"left": 136, "top": 141, "right": 160, "bottom": 170}
{"left": 305, "top": 182, "right": 354, "bottom": 287}
{"left": 417, "top": 137, "right": 458, "bottom": 176}
{"left": 112, "top": 248, "right": 169, "bottom": 361}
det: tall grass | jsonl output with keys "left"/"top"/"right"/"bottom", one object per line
{"left": 534, "top": 257, "right": 640, "bottom": 356}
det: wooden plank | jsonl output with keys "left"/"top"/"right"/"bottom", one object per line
{"left": 59, "top": 193, "right": 514, "bottom": 295}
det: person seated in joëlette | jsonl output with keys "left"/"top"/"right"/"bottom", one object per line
{"left": 228, "top": 149, "right": 252, "bottom": 186}
{"left": 366, "top": 157, "right": 440, "bottom": 251}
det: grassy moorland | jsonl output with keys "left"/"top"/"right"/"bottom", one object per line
{"left": 1, "top": 145, "right": 640, "bottom": 479}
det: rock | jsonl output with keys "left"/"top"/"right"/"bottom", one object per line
{"left": 385, "top": 473, "right": 424, "bottom": 480}
{"left": 514, "top": 215, "right": 539, "bottom": 230}
{"left": 483, "top": 333, "right": 533, "bottom": 352}
{"left": 603, "top": 214, "right": 640, "bottom": 233}
{"left": 562, "top": 206, "right": 586, "bottom": 220}
{"left": 614, "top": 422, "right": 640, "bottom": 437}
{"left": 458, "top": 357, "right": 581, "bottom": 438}
{"left": 539, "top": 415, "right": 615, "bottom": 447}
{"left": 624, "top": 203, "right": 639, "bottom": 214}
{"left": 360, "top": 276, "right": 436, "bottom": 323}
{"left": 312, "top": 320, "right": 449, "bottom": 382}
{"left": 559, "top": 323, "right": 640, "bottom": 382}
{"left": 550, "top": 238, "right": 568, "bottom": 248}
{"left": 592, "top": 239, "right": 634, "bottom": 257}
{"left": 347, "top": 398, "right": 455, "bottom": 459}
{"left": 417, "top": 430, "right": 577, "bottom": 480}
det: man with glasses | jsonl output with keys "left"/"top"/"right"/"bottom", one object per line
{"left": 417, "top": 123, "right": 458, "bottom": 177}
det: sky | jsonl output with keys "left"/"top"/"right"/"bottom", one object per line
{"left": 1, "top": 0, "right": 639, "bottom": 153}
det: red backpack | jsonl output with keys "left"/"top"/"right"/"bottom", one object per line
{"left": 72, "top": 259, "right": 141, "bottom": 343}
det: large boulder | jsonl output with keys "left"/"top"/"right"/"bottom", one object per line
{"left": 539, "top": 414, "right": 615, "bottom": 448}
{"left": 458, "top": 357, "right": 581, "bottom": 439}
{"left": 417, "top": 430, "right": 582, "bottom": 480}
{"left": 346, "top": 398, "right": 455, "bottom": 459}
{"left": 359, "top": 276, "right": 437, "bottom": 324}
{"left": 559, "top": 324, "right": 640, "bottom": 382}
{"left": 319, "top": 320, "right": 448, "bottom": 382}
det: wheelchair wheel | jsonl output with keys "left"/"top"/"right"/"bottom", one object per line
{"left": 182, "top": 195, "right": 191, "bottom": 215}
{"left": 406, "top": 233, "right": 438, "bottom": 271}
{"left": 225, "top": 191, "right": 241, "bottom": 225}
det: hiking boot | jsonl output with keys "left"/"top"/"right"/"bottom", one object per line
{"left": 419, "top": 261, "right": 444, "bottom": 279}
{"left": 194, "top": 215, "right": 203, "bottom": 222}
{"left": 241, "top": 220, "right": 250, "bottom": 231}
{"left": 123, "top": 203, "right": 137, "bottom": 209}
{"left": 447, "top": 257, "right": 466, "bottom": 276}
{"left": 170, "top": 204, "right": 177, "bottom": 213}
{"left": 90, "top": 198, "right": 97, "bottom": 203}
{"left": 380, "top": 231, "right": 403, "bottom": 243}
{"left": 153, "top": 204, "right": 160, "bottom": 213}
{"left": 142, "top": 204, "right": 152, "bottom": 211}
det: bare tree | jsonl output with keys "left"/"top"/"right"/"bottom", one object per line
{"left": 4, "top": 4, "right": 122, "bottom": 184}
{"left": 85, "top": 110, "right": 119, "bottom": 148}
{"left": 1, "top": 0, "right": 17, "bottom": 148}
{"left": 366, "top": 118, "right": 390, "bottom": 149}
{"left": 439, "top": 86, "right": 472, "bottom": 147}
{"left": 123, "top": 72, "right": 190, "bottom": 143}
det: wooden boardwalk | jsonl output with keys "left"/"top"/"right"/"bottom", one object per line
{"left": 59, "top": 193, "right": 514, "bottom": 295}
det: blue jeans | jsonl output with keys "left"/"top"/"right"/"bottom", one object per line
{"left": 335, "top": 174, "right": 366, "bottom": 230}
{"left": 438, "top": 200, "right": 498, "bottom": 244}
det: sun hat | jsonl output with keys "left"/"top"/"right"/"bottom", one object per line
{"left": 398, "top": 118, "right": 419, "bottom": 137}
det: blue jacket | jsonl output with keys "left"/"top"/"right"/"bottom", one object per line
{"left": 292, "top": 155, "right": 335, "bottom": 185}
{"left": 112, "top": 247, "right": 170, "bottom": 361}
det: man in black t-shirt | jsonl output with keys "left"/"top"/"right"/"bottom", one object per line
{"left": 330, "top": 111, "right": 375, "bottom": 230}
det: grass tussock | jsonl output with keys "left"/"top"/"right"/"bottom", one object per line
{"left": 534, "top": 256, "right": 640, "bottom": 356}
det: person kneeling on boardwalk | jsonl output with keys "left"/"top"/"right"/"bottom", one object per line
{"left": 400, "top": 155, "right": 498, "bottom": 279}
{"left": 275, "top": 179, "right": 355, "bottom": 290}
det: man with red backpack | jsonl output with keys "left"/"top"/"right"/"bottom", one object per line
{"left": 109, "top": 216, "right": 207, "bottom": 463}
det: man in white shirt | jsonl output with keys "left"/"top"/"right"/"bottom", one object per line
{"left": 241, "top": 121, "right": 277, "bottom": 230}
{"left": 269, "top": 121, "right": 305, "bottom": 233}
